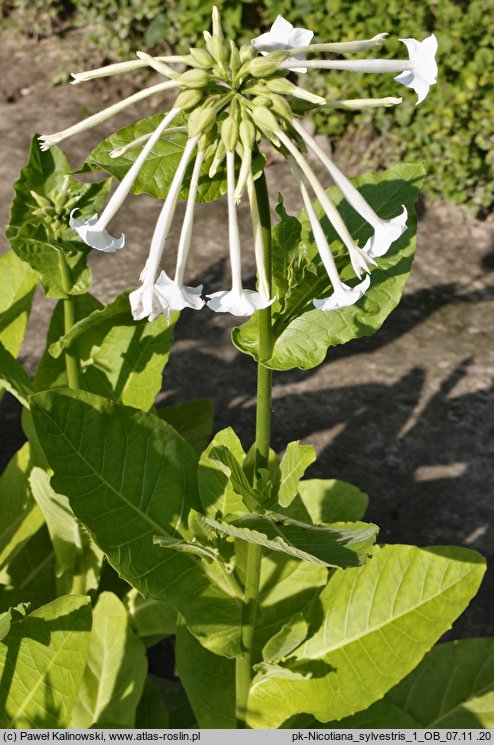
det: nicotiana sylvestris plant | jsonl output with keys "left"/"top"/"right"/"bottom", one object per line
{"left": 0, "top": 6, "right": 491, "bottom": 731}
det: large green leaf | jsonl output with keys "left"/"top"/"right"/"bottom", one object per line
{"left": 247, "top": 544, "right": 486, "bottom": 727}
{"left": 135, "top": 677, "right": 170, "bottom": 728}
{"left": 233, "top": 163, "right": 425, "bottom": 370}
{"left": 0, "top": 341, "right": 33, "bottom": 408}
{"left": 6, "top": 137, "right": 110, "bottom": 298}
{"left": 278, "top": 442, "right": 316, "bottom": 508}
{"left": 198, "top": 428, "right": 248, "bottom": 519}
{"left": 331, "top": 638, "right": 494, "bottom": 728}
{"left": 30, "top": 389, "right": 242, "bottom": 657}
{"left": 0, "top": 594, "right": 91, "bottom": 727}
{"left": 49, "top": 291, "right": 177, "bottom": 410}
{"left": 80, "top": 114, "right": 265, "bottom": 205}
{"left": 30, "top": 467, "right": 103, "bottom": 595}
{"left": 157, "top": 399, "right": 214, "bottom": 455}
{"left": 0, "top": 251, "right": 37, "bottom": 358}
{"left": 12, "top": 225, "right": 92, "bottom": 298}
{"left": 206, "top": 513, "right": 378, "bottom": 568}
{"left": 70, "top": 592, "right": 147, "bottom": 728}
{"left": 283, "top": 478, "right": 369, "bottom": 524}
{"left": 126, "top": 589, "right": 177, "bottom": 643}
{"left": 0, "top": 443, "right": 44, "bottom": 571}
{"left": 176, "top": 552, "right": 326, "bottom": 728}
{"left": 0, "top": 526, "right": 56, "bottom": 611}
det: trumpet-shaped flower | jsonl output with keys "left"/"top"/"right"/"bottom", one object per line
{"left": 291, "top": 159, "right": 370, "bottom": 312}
{"left": 290, "top": 119, "right": 408, "bottom": 258}
{"left": 252, "top": 16, "right": 313, "bottom": 72}
{"left": 394, "top": 35, "right": 438, "bottom": 105}
{"left": 207, "top": 152, "right": 274, "bottom": 317}
{"left": 69, "top": 210, "right": 125, "bottom": 253}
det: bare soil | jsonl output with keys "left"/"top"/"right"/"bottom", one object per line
{"left": 1, "top": 31, "right": 494, "bottom": 639}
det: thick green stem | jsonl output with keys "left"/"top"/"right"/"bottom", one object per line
{"left": 58, "top": 249, "right": 85, "bottom": 595}
{"left": 235, "top": 170, "right": 273, "bottom": 727}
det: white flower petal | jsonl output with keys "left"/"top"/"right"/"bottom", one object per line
{"left": 207, "top": 289, "right": 273, "bottom": 316}
{"left": 154, "top": 271, "right": 204, "bottom": 311}
{"left": 251, "top": 15, "right": 313, "bottom": 72}
{"left": 395, "top": 34, "right": 438, "bottom": 104}
{"left": 363, "top": 205, "right": 408, "bottom": 258}
{"left": 129, "top": 285, "right": 170, "bottom": 322}
{"left": 69, "top": 209, "right": 124, "bottom": 252}
{"left": 313, "top": 275, "right": 371, "bottom": 312}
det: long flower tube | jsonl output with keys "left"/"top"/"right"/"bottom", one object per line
{"left": 38, "top": 81, "right": 178, "bottom": 150}
{"left": 278, "top": 35, "right": 438, "bottom": 104}
{"left": 290, "top": 118, "right": 408, "bottom": 258}
{"left": 130, "top": 136, "right": 199, "bottom": 321}
{"left": 276, "top": 129, "right": 375, "bottom": 278}
{"left": 207, "top": 152, "right": 274, "bottom": 316}
{"left": 70, "top": 56, "right": 185, "bottom": 84}
{"left": 290, "top": 158, "right": 370, "bottom": 311}
{"left": 154, "top": 149, "right": 206, "bottom": 311}
{"left": 109, "top": 127, "right": 187, "bottom": 159}
{"left": 247, "top": 172, "right": 270, "bottom": 301}
{"left": 70, "top": 108, "right": 181, "bottom": 252}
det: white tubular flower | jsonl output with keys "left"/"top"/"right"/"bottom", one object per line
{"left": 70, "top": 108, "right": 181, "bottom": 252}
{"left": 277, "top": 130, "right": 375, "bottom": 278}
{"left": 291, "top": 119, "right": 408, "bottom": 258}
{"left": 153, "top": 149, "right": 206, "bottom": 312}
{"left": 38, "top": 81, "right": 177, "bottom": 150}
{"left": 280, "top": 33, "right": 438, "bottom": 104}
{"left": 394, "top": 35, "right": 438, "bottom": 105}
{"left": 291, "top": 159, "right": 370, "bottom": 312}
{"left": 70, "top": 56, "right": 184, "bottom": 84}
{"left": 109, "top": 126, "right": 187, "bottom": 159}
{"left": 252, "top": 16, "right": 313, "bottom": 72}
{"left": 207, "top": 152, "right": 273, "bottom": 317}
{"left": 247, "top": 173, "right": 270, "bottom": 301}
{"left": 130, "top": 136, "right": 199, "bottom": 322}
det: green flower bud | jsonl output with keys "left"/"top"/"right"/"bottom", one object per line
{"left": 198, "top": 126, "right": 218, "bottom": 154}
{"left": 268, "top": 94, "right": 293, "bottom": 122}
{"left": 208, "top": 140, "right": 226, "bottom": 177}
{"left": 251, "top": 95, "right": 271, "bottom": 108}
{"left": 30, "top": 191, "right": 52, "bottom": 209}
{"left": 189, "top": 47, "right": 215, "bottom": 69}
{"left": 211, "top": 6, "right": 224, "bottom": 40}
{"left": 229, "top": 41, "right": 241, "bottom": 74}
{"left": 211, "top": 36, "right": 228, "bottom": 65}
{"left": 245, "top": 52, "right": 286, "bottom": 78}
{"left": 239, "top": 44, "right": 256, "bottom": 63}
{"left": 221, "top": 116, "right": 239, "bottom": 152}
{"left": 239, "top": 118, "right": 255, "bottom": 149}
{"left": 252, "top": 105, "right": 280, "bottom": 136}
{"left": 264, "top": 77, "right": 326, "bottom": 105}
{"left": 188, "top": 105, "right": 218, "bottom": 137}
{"left": 176, "top": 68, "right": 210, "bottom": 89}
{"left": 174, "top": 89, "right": 204, "bottom": 110}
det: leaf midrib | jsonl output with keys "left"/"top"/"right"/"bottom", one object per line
{"left": 301, "top": 563, "right": 479, "bottom": 660}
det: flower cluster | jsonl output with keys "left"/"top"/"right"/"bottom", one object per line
{"left": 39, "top": 8, "right": 437, "bottom": 320}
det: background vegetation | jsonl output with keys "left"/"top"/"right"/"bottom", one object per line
{"left": 1, "top": 0, "right": 492, "bottom": 213}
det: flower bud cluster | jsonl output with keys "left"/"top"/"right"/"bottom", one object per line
{"left": 31, "top": 176, "right": 81, "bottom": 241}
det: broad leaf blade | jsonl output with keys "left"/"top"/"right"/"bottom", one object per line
{"left": 233, "top": 164, "right": 425, "bottom": 370}
{"left": 0, "top": 341, "right": 33, "bottom": 407}
{"left": 207, "top": 513, "right": 378, "bottom": 568}
{"left": 283, "top": 478, "right": 369, "bottom": 524}
{"left": 332, "top": 638, "right": 494, "bottom": 728}
{"left": 0, "top": 443, "right": 44, "bottom": 571}
{"left": 247, "top": 544, "right": 486, "bottom": 727}
{"left": 0, "top": 251, "right": 37, "bottom": 358}
{"left": 30, "top": 467, "right": 103, "bottom": 594}
{"left": 278, "top": 442, "right": 316, "bottom": 508}
{"left": 198, "top": 428, "right": 247, "bottom": 519}
{"left": 157, "top": 399, "right": 214, "bottom": 455}
{"left": 70, "top": 592, "right": 147, "bottom": 728}
{"left": 49, "top": 291, "right": 176, "bottom": 410}
{"left": 0, "top": 595, "right": 91, "bottom": 728}
{"left": 30, "top": 389, "right": 241, "bottom": 657}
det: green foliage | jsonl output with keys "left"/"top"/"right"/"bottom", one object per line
{"left": 247, "top": 544, "right": 486, "bottom": 727}
{"left": 70, "top": 592, "right": 147, "bottom": 728}
{"left": 30, "top": 389, "right": 243, "bottom": 658}
{"left": 234, "top": 163, "right": 424, "bottom": 369}
{"left": 331, "top": 638, "right": 494, "bottom": 728}
{"left": 0, "top": 595, "right": 92, "bottom": 727}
